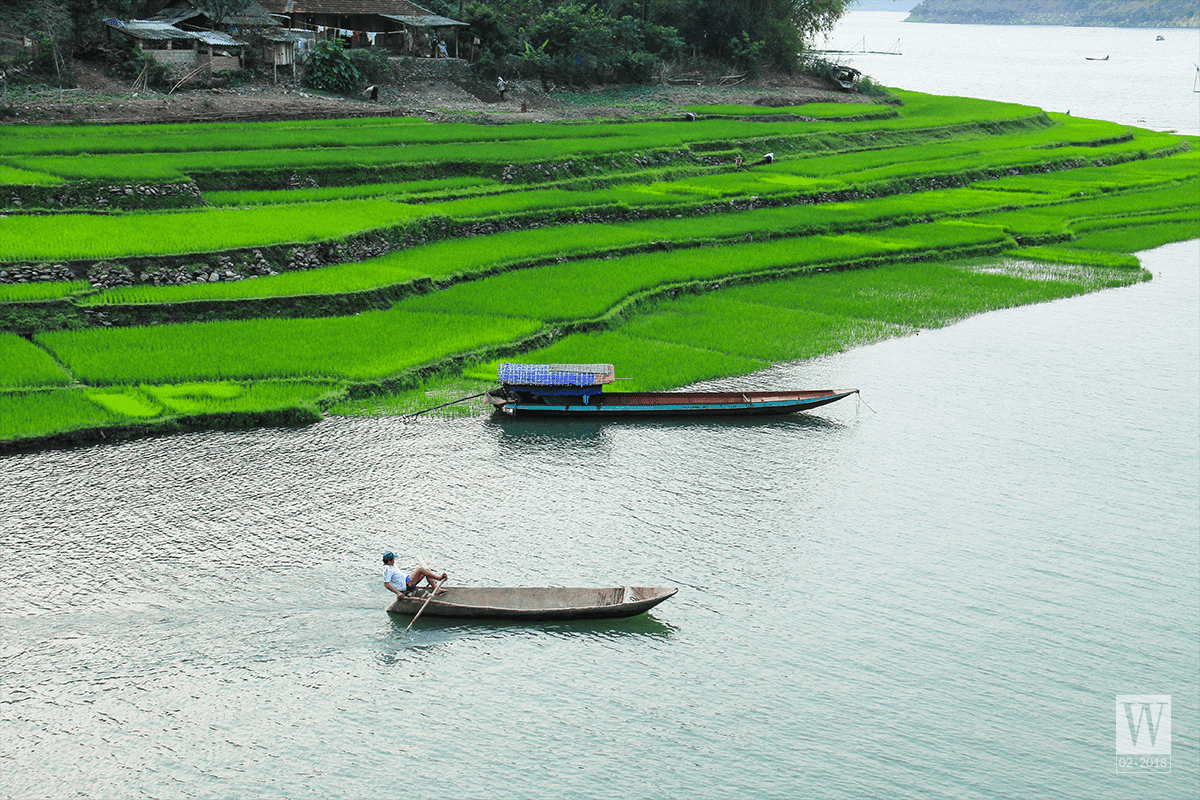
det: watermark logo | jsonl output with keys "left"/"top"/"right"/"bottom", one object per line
{"left": 1115, "top": 695, "right": 1171, "bottom": 774}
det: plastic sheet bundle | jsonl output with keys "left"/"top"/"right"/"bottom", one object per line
{"left": 498, "top": 363, "right": 615, "bottom": 387}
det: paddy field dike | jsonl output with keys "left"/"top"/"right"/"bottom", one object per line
{"left": 1, "top": 89, "right": 1197, "bottom": 450}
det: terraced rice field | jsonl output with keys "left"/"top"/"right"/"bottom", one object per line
{"left": 1, "top": 89, "right": 1196, "bottom": 447}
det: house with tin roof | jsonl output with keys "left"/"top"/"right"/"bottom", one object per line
{"left": 103, "top": 18, "right": 248, "bottom": 76}
{"left": 150, "top": 0, "right": 281, "bottom": 31}
{"left": 146, "top": 0, "right": 310, "bottom": 78}
{"left": 258, "top": 0, "right": 468, "bottom": 57}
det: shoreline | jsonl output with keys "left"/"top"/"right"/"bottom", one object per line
{"left": 1, "top": 85, "right": 1194, "bottom": 453}
{"left": 0, "top": 61, "right": 860, "bottom": 127}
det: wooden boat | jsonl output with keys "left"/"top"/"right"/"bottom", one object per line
{"left": 832, "top": 66, "right": 861, "bottom": 91}
{"left": 387, "top": 586, "right": 678, "bottom": 621}
{"left": 484, "top": 363, "right": 858, "bottom": 418}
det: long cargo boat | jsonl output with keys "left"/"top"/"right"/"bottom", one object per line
{"left": 484, "top": 363, "right": 858, "bottom": 418}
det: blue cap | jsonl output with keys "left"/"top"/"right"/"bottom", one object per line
{"left": 382, "top": 551, "right": 395, "bottom": 562}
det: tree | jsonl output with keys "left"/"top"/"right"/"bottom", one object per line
{"left": 643, "top": 0, "right": 849, "bottom": 71}
{"left": 789, "top": 0, "right": 852, "bottom": 44}
{"left": 193, "top": 0, "right": 253, "bottom": 28}
{"left": 460, "top": 0, "right": 851, "bottom": 82}
{"left": 303, "top": 38, "right": 363, "bottom": 94}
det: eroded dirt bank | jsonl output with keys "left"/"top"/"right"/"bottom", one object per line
{"left": 2, "top": 58, "right": 860, "bottom": 125}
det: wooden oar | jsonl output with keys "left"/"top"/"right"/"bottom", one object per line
{"left": 406, "top": 578, "right": 446, "bottom": 631}
{"left": 406, "top": 556, "right": 445, "bottom": 631}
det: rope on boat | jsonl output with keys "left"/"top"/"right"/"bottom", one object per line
{"left": 402, "top": 390, "right": 491, "bottom": 420}
{"left": 856, "top": 391, "right": 876, "bottom": 415}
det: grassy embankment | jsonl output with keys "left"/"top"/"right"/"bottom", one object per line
{"left": 0, "top": 90, "right": 1196, "bottom": 447}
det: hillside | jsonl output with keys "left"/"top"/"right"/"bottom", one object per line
{"left": 2, "top": 86, "right": 1196, "bottom": 450}
{"left": 906, "top": 0, "right": 1198, "bottom": 27}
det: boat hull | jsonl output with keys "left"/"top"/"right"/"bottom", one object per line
{"left": 486, "top": 389, "right": 858, "bottom": 417}
{"left": 386, "top": 586, "right": 678, "bottom": 621}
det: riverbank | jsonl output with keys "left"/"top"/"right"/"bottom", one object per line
{"left": 1, "top": 56, "right": 858, "bottom": 126}
{"left": 1, "top": 87, "right": 1195, "bottom": 452}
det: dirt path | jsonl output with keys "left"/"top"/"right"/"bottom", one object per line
{"left": 1, "top": 58, "right": 860, "bottom": 125}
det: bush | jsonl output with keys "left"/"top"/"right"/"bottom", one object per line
{"left": 303, "top": 39, "right": 362, "bottom": 95}
{"left": 729, "top": 31, "right": 765, "bottom": 78}
{"left": 8, "top": 36, "right": 76, "bottom": 88}
{"left": 476, "top": 1, "right": 683, "bottom": 87}
{"left": 346, "top": 47, "right": 388, "bottom": 86}
{"left": 112, "top": 47, "right": 169, "bottom": 89}
{"left": 797, "top": 53, "right": 844, "bottom": 85}
{"left": 221, "top": 67, "right": 254, "bottom": 88}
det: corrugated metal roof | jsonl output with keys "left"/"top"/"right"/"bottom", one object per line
{"left": 260, "top": 28, "right": 310, "bottom": 42}
{"left": 195, "top": 30, "right": 247, "bottom": 46}
{"left": 380, "top": 13, "right": 467, "bottom": 27}
{"left": 103, "top": 18, "right": 246, "bottom": 45}
{"left": 259, "top": 0, "right": 465, "bottom": 26}
{"left": 151, "top": 1, "right": 278, "bottom": 29}
{"left": 150, "top": 8, "right": 203, "bottom": 25}
{"left": 104, "top": 19, "right": 198, "bottom": 41}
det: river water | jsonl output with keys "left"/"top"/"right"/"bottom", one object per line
{"left": 821, "top": 10, "right": 1200, "bottom": 136}
{"left": 3, "top": 14, "right": 1199, "bottom": 800}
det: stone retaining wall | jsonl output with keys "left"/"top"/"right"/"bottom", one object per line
{"left": 5, "top": 180, "right": 204, "bottom": 212}
{"left": 389, "top": 57, "right": 471, "bottom": 85}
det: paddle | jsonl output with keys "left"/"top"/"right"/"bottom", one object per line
{"left": 405, "top": 577, "right": 446, "bottom": 631}
{"left": 406, "top": 556, "right": 446, "bottom": 632}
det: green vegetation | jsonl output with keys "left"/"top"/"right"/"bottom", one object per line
{"left": 683, "top": 103, "right": 894, "bottom": 119}
{"left": 401, "top": 221, "right": 1012, "bottom": 323}
{"left": 0, "top": 92, "right": 1046, "bottom": 190}
{"left": 0, "top": 91, "right": 1194, "bottom": 449}
{"left": 0, "top": 332, "right": 72, "bottom": 388}
{"left": 0, "top": 281, "right": 90, "bottom": 302}
{"left": 478, "top": 257, "right": 1139, "bottom": 392}
{"left": 0, "top": 390, "right": 119, "bottom": 442}
{"left": 0, "top": 201, "right": 430, "bottom": 262}
{"left": 36, "top": 310, "right": 540, "bottom": 385}
{"left": 459, "top": 0, "right": 853, "bottom": 83}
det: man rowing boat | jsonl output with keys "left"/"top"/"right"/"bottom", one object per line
{"left": 382, "top": 552, "right": 447, "bottom": 598}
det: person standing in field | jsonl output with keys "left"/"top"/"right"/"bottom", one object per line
{"left": 497, "top": 76, "right": 506, "bottom": 100}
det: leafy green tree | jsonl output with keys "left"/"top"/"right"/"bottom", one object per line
{"left": 614, "top": 0, "right": 850, "bottom": 70}
{"left": 303, "top": 39, "right": 363, "bottom": 95}
{"left": 65, "top": 0, "right": 133, "bottom": 52}
{"left": 460, "top": 0, "right": 847, "bottom": 83}
{"left": 192, "top": 0, "right": 253, "bottom": 27}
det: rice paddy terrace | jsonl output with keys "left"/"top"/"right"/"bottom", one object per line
{"left": 1, "top": 90, "right": 1197, "bottom": 449}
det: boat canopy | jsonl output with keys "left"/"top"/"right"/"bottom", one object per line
{"left": 498, "top": 363, "right": 615, "bottom": 387}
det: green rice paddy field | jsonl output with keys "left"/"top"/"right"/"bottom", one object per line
{"left": 1, "top": 90, "right": 1196, "bottom": 447}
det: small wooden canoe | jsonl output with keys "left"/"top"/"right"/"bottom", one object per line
{"left": 386, "top": 586, "right": 678, "bottom": 621}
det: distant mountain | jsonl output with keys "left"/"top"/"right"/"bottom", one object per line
{"left": 851, "top": 0, "right": 921, "bottom": 11}
{"left": 906, "top": 0, "right": 1198, "bottom": 27}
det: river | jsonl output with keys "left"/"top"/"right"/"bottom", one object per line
{"left": 2, "top": 13, "right": 1198, "bottom": 800}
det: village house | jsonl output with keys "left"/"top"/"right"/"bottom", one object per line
{"left": 103, "top": 18, "right": 248, "bottom": 77}
{"left": 103, "top": 0, "right": 471, "bottom": 85}
{"left": 257, "top": 0, "right": 468, "bottom": 59}
{"left": 104, "top": 1, "right": 317, "bottom": 82}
